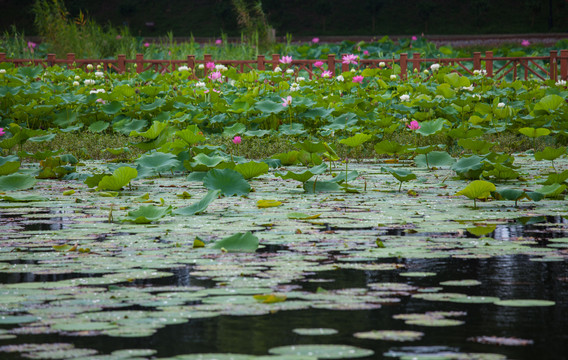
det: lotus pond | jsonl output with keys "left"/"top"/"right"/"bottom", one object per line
{"left": 0, "top": 58, "right": 568, "bottom": 359}
{"left": 0, "top": 155, "right": 567, "bottom": 360}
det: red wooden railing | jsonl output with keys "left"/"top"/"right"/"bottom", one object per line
{"left": 1, "top": 50, "right": 567, "bottom": 81}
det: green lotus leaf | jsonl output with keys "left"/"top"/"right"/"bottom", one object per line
{"left": 176, "top": 128, "right": 206, "bottom": 145}
{"left": 189, "top": 153, "right": 229, "bottom": 170}
{"left": 0, "top": 155, "right": 20, "bottom": 175}
{"left": 222, "top": 123, "right": 246, "bottom": 137}
{"left": 88, "top": 121, "right": 110, "bottom": 133}
{"left": 101, "top": 100, "right": 123, "bottom": 115}
{"left": 540, "top": 170, "right": 568, "bottom": 185}
{"left": 436, "top": 83, "right": 456, "bottom": 98}
{"left": 339, "top": 133, "right": 372, "bottom": 148}
{"left": 245, "top": 129, "right": 272, "bottom": 137}
{"left": 304, "top": 179, "right": 341, "bottom": 193}
{"left": 234, "top": 161, "right": 269, "bottom": 179}
{"left": 519, "top": 127, "right": 550, "bottom": 138}
{"left": 279, "top": 123, "right": 306, "bottom": 135}
{"left": 466, "top": 224, "right": 497, "bottom": 236}
{"left": 293, "top": 328, "right": 338, "bottom": 335}
{"left": 135, "top": 152, "right": 180, "bottom": 175}
{"left": 533, "top": 94, "right": 564, "bottom": 114}
{"left": 272, "top": 150, "right": 300, "bottom": 165}
{"left": 97, "top": 166, "right": 138, "bottom": 191}
{"left": 525, "top": 191, "right": 545, "bottom": 202}
{"left": 113, "top": 84, "right": 136, "bottom": 98}
{"left": 295, "top": 140, "right": 327, "bottom": 154}
{"left": 269, "top": 344, "right": 374, "bottom": 359}
{"left": 330, "top": 170, "right": 359, "bottom": 183}
{"left": 534, "top": 146, "right": 566, "bottom": 161}
{"left": 494, "top": 189, "right": 526, "bottom": 203}
{"left": 374, "top": 140, "right": 409, "bottom": 156}
{"left": 276, "top": 163, "right": 327, "bottom": 183}
{"left": 140, "top": 98, "right": 166, "bottom": 111}
{"left": 125, "top": 205, "right": 172, "bottom": 224}
{"left": 0, "top": 173, "right": 37, "bottom": 191}
{"left": 353, "top": 330, "right": 423, "bottom": 341}
{"left": 129, "top": 121, "right": 168, "bottom": 139}
{"left": 414, "top": 151, "right": 455, "bottom": 168}
{"left": 84, "top": 173, "right": 107, "bottom": 188}
{"left": 482, "top": 163, "right": 520, "bottom": 180}
{"left": 173, "top": 190, "right": 221, "bottom": 216}
{"left": 458, "top": 138, "right": 495, "bottom": 154}
{"left": 416, "top": 118, "right": 446, "bottom": 136}
{"left": 115, "top": 119, "right": 148, "bottom": 135}
{"left": 451, "top": 155, "right": 484, "bottom": 179}
{"left": 536, "top": 183, "right": 566, "bottom": 198}
{"left": 1, "top": 194, "right": 48, "bottom": 202}
{"left": 381, "top": 166, "right": 416, "bottom": 183}
{"left": 255, "top": 100, "right": 285, "bottom": 114}
{"left": 203, "top": 168, "right": 251, "bottom": 196}
{"left": 456, "top": 180, "right": 496, "bottom": 208}
{"left": 494, "top": 299, "right": 555, "bottom": 307}
{"left": 444, "top": 72, "right": 470, "bottom": 88}
{"left": 210, "top": 231, "right": 259, "bottom": 252}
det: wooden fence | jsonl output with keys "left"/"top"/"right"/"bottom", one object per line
{"left": 1, "top": 51, "right": 567, "bottom": 81}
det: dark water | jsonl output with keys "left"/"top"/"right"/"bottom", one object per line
{"left": 1, "top": 256, "right": 567, "bottom": 360}
{"left": 1, "top": 216, "right": 567, "bottom": 359}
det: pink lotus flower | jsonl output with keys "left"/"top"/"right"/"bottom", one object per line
{"left": 279, "top": 56, "right": 293, "bottom": 64}
{"left": 144, "top": 42, "right": 150, "bottom": 47}
{"left": 203, "top": 88, "right": 221, "bottom": 94}
{"left": 363, "top": 50, "right": 369, "bottom": 55}
{"left": 206, "top": 62, "right": 216, "bottom": 70}
{"left": 352, "top": 75, "right": 364, "bottom": 83}
{"left": 521, "top": 40, "right": 530, "bottom": 47}
{"left": 233, "top": 136, "right": 241, "bottom": 144}
{"left": 27, "top": 41, "right": 36, "bottom": 49}
{"left": 411, "top": 36, "right": 417, "bottom": 41}
{"left": 96, "top": 98, "right": 106, "bottom": 104}
{"left": 406, "top": 120, "right": 421, "bottom": 130}
{"left": 342, "top": 54, "right": 358, "bottom": 65}
{"left": 116, "top": 35, "right": 122, "bottom": 40}
{"left": 314, "top": 61, "right": 324, "bottom": 68}
{"left": 312, "top": 37, "right": 319, "bottom": 43}
{"left": 0, "top": 128, "right": 5, "bottom": 136}
{"left": 282, "top": 96, "right": 292, "bottom": 107}
{"left": 321, "top": 70, "right": 332, "bottom": 78}
{"left": 215, "top": 39, "right": 222, "bottom": 45}
{"left": 208, "top": 71, "right": 222, "bottom": 81}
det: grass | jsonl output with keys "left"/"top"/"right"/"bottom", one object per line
{"left": 18, "top": 130, "right": 555, "bottom": 163}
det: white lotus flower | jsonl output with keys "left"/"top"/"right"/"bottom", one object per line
{"left": 430, "top": 63, "right": 440, "bottom": 71}
{"left": 390, "top": 74, "right": 397, "bottom": 80}
{"left": 497, "top": 102, "right": 505, "bottom": 108}
{"left": 336, "top": 75, "right": 344, "bottom": 82}
{"left": 178, "top": 66, "right": 189, "bottom": 72}
{"left": 400, "top": 94, "right": 410, "bottom": 102}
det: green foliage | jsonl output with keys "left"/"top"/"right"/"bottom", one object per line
{"left": 455, "top": 180, "right": 496, "bottom": 209}
{"left": 203, "top": 168, "right": 251, "bottom": 196}
{"left": 97, "top": 166, "right": 137, "bottom": 191}
{"left": 210, "top": 231, "right": 259, "bottom": 252}
{"left": 125, "top": 205, "right": 172, "bottom": 224}
{"left": 0, "top": 173, "right": 37, "bottom": 191}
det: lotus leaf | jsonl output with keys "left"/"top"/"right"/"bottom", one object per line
{"left": 455, "top": 180, "right": 496, "bottom": 208}
{"left": 276, "top": 163, "right": 327, "bottom": 183}
{"left": 0, "top": 155, "right": 20, "bottom": 175}
{"left": 174, "top": 190, "right": 221, "bottom": 216}
{"left": 135, "top": 152, "right": 180, "bottom": 175}
{"left": 203, "top": 168, "right": 251, "bottom": 196}
{"left": 339, "top": 133, "right": 372, "bottom": 147}
{"left": 97, "top": 166, "right": 137, "bottom": 191}
{"left": 234, "top": 161, "right": 269, "bottom": 179}
{"left": 210, "top": 231, "right": 259, "bottom": 252}
{"left": 129, "top": 121, "right": 168, "bottom": 139}
{"left": 0, "top": 173, "right": 37, "bottom": 191}
{"left": 381, "top": 166, "right": 416, "bottom": 191}
{"left": 125, "top": 205, "right": 172, "bottom": 224}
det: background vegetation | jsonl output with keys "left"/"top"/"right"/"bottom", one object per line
{"left": 1, "top": 0, "right": 567, "bottom": 38}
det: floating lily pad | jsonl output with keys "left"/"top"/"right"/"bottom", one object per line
{"left": 269, "top": 344, "right": 374, "bottom": 359}
{"left": 439, "top": 279, "right": 482, "bottom": 286}
{"left": 0, "top": 315, "right": 39, "bottom": 324}
{"left": 400, "top": 272, "right": 436, "bottom": 277}
{"left": 494, "top": 299, "right": 555, "bottom": 307}
{"left": 293, "top": 328, "right": 338, "bottom": 336}
{"left": 353, "top": 330, "right": 424, "bottom": 341}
